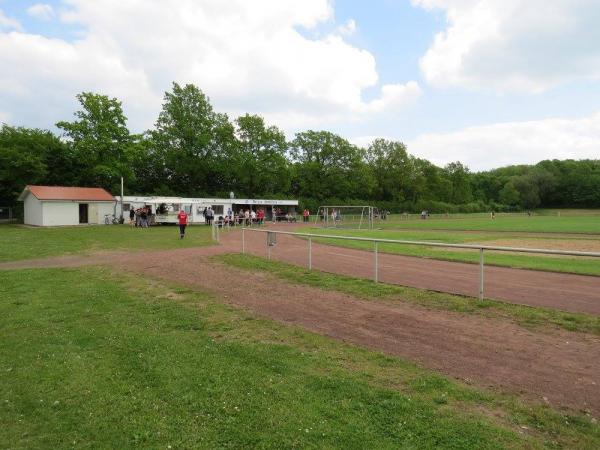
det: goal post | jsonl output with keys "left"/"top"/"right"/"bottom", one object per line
{"left": 314, "top": 205, "right": 379, "bottom": 229}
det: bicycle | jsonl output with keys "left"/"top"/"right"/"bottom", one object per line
{"left": 104, "top": 214, "right": 120, "bottom": 225}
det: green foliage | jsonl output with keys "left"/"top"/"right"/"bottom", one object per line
{"left": 291, "top": 130, "right": 373, "bottom": 200}
{"left": 233, "top": 114, "right": 290, "bottom": 197}
{"left": 365, "top": 138, "right": 411, "bottom": 201}
{"left": 0, "top": 125, "right": 73, "bottom": 207}
{"left": 148, "top": 82, "right": 235, "bottom": 196}
{"left": 2, "top": 84, "right": 600, "bottom": 212}
{"left": 56, "top": 92, "right": 136, "bottom": 193}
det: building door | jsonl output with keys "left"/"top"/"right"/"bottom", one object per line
{"left": 79, "top": 203, "right": 88, "bottom": 224}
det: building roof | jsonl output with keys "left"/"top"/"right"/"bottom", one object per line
{"left": 118, "top": 195, "right": 298, "bottom": 205}
{"left": 18, "top": 185, "right": 115, "bottom": 202}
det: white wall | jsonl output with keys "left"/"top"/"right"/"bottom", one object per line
{"left": 96, "top": 202, "right": 116, "bottom": 224}
{"left": 43, "top": 202, "right": 79, "bottom": 226}
{"left": 23, "top": 194, "right": 43, "bottom": 226}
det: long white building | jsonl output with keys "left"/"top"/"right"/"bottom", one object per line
{"left": 117, "top": 195, "right": 298, "bottom": 224}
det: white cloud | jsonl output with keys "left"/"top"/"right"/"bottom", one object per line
{"left": 0, "top": 0, "right": 418, "bottom": 132}
{"left": 27, "top": 3, "right": 55, "bottom": 21}
{"left": 0, "top": 9, "right": 21, "bottom": 31}
{"left": 413, "top": 0, "right": 600, "bottom": 92}
{"left": 336, "top": 19, "right": 356, "bottom": 36}
{"left": 406, "top": 113, "right": 600, "bottom": 170}
{"left": 359, "top": 82, "right": 421, "bottom": 114}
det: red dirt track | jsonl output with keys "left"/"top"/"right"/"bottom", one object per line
{"left": 233, "top": 226, "right": 600, "bottom": 315}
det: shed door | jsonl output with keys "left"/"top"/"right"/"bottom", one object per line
{"left": 79, "top": 203, "right": 88, "bottom": 224}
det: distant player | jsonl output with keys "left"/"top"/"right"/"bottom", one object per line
{"left": 178, "top": 209, "right": 188, "bottom": 239}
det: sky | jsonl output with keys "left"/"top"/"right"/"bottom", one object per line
{"left": 1, "top": 0, "right": 599, "bottom": 171}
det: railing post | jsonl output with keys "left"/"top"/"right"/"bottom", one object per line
{"left": 479, "top": 248, "right": 484, "bottom": 300}
{"left": 374, "top": 242, "right": 379, "bottom": 283}
{"left": 308, "top": 237, "right": 312, "bottom": 271}
{"left": 242, "top": 228, "right": 245, "bottom": 254}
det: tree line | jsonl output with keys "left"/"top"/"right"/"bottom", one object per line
{"left": 2, "top": 83, "right": 599, "bottom": 213}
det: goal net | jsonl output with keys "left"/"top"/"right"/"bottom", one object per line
{"left": 314, "top": 206, "right": 379, "bottom": 229}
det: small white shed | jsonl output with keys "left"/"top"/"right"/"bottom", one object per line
{"left": 18, "top": 185, "right": 116, "bottom": 226}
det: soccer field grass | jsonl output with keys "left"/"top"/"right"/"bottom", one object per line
{"left": 380, "top": 214, "right": 600, "bottom": 234}
{"left": 310, "top": 228, "right": 600, "bottom": 275}
{"left": 0, "top": 224, "right": 214, "bottom": 262}
{"left": 2, "top": 267, "right": 598, "bottom": 448}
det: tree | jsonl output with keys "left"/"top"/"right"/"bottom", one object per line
{"left": 233, "top": 114, "right": 290, "bottom": 197}
{"left": 56, "top": 92, "right": 135, "bottom": 193}
{"left": 499, "top": 180, "right": 520, "bottom": 207}
{"left": 0, "top": 125, "right": 72, "bottom": 206}
{"left": 443, "top": 161, "right": 473, "bottom": 204}
{"left": 151, "top": 83, "right": 235, "bottom": 195}
{"left": 365, "top": 139, "right": 411, "bottom": 201}
{"left": 290, "top": 131, "right": 373, "bottom": 200}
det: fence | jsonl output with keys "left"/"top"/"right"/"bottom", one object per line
{"left": 0, "top": 207, "right": 15, "bottom": 223}
{"left": 240, "top": 228, "right": 600, "bottom": 300}
{"left": 211, "top": 215, "right": 301, "bottom": 241}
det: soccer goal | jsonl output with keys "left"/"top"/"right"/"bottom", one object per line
{"left": 314, "top": 205, "right": 379, "bottom": 229}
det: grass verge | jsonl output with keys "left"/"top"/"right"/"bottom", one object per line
{"left": 216, "top": 253, "right": 600, "bottom": 336}
{"left": 0, "top": 224, "right": 214, "bottom": 262}
{"left": 1, "top": 267, "right": 598, "bottom": 448}
{"left": 306, "top": 228, "right": 600, "bottom": 277}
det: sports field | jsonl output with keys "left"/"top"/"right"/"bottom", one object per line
{"left": 308, "top": 213, "right": 600, "bottom": 276}
{"left": 1, "top": 221, "right": 599, "bottom": 448}
{"left": 379, "top": 213, "right": 600, "bottom": 234}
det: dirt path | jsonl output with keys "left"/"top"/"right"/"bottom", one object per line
{"left": 227, "top": 227, "right": 600, "bottom": 315}
{"left": 2, "top": 236, "right": 600, "bottom": 415}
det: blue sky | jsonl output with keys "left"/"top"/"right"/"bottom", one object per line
{"left": 1, "top": 0, "right": 599, "bottom": 170}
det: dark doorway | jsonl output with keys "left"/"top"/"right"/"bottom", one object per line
{"left": 79, "top": 203, "right": 88, "bottom": 224}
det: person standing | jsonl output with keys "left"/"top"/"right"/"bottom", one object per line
{"left": 140, "top": 207, "right": 148, "bottom": 228}
{"left": 303, "top": 208, "right": 310, "bottom": 223}
{"left": 129, "top": 207, "right": 135, "bottom": 227}
{"left": 178, "top": 209, "right": 188, "bottom": 239}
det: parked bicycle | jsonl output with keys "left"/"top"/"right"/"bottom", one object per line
{"left": 104, "top": 214, "right": 120, "bottom": 225}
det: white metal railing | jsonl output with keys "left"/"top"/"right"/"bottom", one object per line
{"left": 240, "top": 228, "right": 600, "bottom": 300}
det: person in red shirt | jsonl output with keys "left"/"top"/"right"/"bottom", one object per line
{"left": 303, "top": 208, "right": 310, "bottom": 223}
{"left": 177, "top": 209, "right": 188, "bottom": 239}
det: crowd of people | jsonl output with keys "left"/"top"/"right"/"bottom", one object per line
{"left": 128, "top": 204, "right": 302, "bottom": 232}
{"left": 129, "top": 206, "right": 153, "bottom": 228}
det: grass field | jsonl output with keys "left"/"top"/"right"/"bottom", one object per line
{"left": 0, "top": 224, "right": 213, "bottom": 262}
{"left": 2, "top": 267, "right": 599, "bottom": 449}
{"left": 378, "top": 215, "right": 600, "bottom": 234}
{"left": 305, "top": 227, "right": 600, "bottom": 276}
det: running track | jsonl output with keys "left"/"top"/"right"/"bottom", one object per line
{"left": 225, "top": 227, "right": 600, "bottom": 315}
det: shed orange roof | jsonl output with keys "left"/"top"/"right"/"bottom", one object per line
{"left": 19, "top": 185, "right": 115, "bottom": 202}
